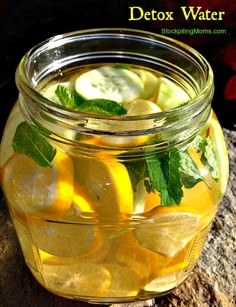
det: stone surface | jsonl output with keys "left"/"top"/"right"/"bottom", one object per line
{"left": 0, "top": 128, "right": 235, "bottom": 307}
{"left": 198, "top": 129, "right": 236, "bottom": 304}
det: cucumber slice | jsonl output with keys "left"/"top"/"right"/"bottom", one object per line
{"left": 156, "top": 78, "right": 189, "bottom": 111}
{"left": 75, "top": 66, "right": 144, "bottom": 103}
{"left": 132, "top": 69, "right": 160, "bottom": 99}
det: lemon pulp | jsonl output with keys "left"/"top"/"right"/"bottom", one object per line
{"left": 1, "top": 151, "right": 74, "bottom": 218}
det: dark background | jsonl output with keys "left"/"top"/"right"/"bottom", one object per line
{"left": 0, "top": 0, "right": 235, "bottom": 141}
{"left": 0, "top": 0, "right": 235, "bottom": 133}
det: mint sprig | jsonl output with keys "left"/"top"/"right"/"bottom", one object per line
{"left": 55, "top": 85, "right": 85, "bottom": 109}
{"left": 55, "top": 85, "right": 127, "bottom": 116}
{"left": 78, "top": 99, "right": 127, "bottom": 116}
{"left": 145, "top": 152, "right": 183, "bottom": 206}
{"left": 179, "top": 150, "right": 211, "bottom": 189}
{"left": 124, "top": 132, "right": 219, "bottom": 206}
{"left": 199, "top": 136, "right": 219, "bottom": 181}
{"left": 186, "top": 135, "right": 219, "bottom": 182}
{"left": 124, "top": 161, "right": 145, "bottom": 192}
{"left": 12, "top": 121, "right": 56, "bottom": 168}
{"left": 113, "top": 64, "right": 130, "bottom": 70}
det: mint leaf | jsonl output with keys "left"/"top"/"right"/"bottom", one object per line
{"left": 179, "top": 150, "right": 210, "bottom": 188}
{"left": 55, "top": 85, "right": 85, "bottom": 109}
{"left": 113, "top": 64, "right": 130, "bottom": 70}
{"left": 78, "top": 99, "right": 127, "bottom": 116}
{"left": 12, "top": 121, "right": 56, "bottom": 168}
{"left": 186, "top": 135, "right": 219, "bottom": 182}
{"left": 55, "top": 85, "right": 127, "bottom": 116}
{"left": 124, "top": 161, "right": 145, "bottom": 192}
{"left": 145, "top": 152, "right": 183, "bottom": 206}
{"left": 187, "top": 135, "right": 204, "bottom": 151}
{"left": 199, "top": 136, "right": 219, "bottom": 181}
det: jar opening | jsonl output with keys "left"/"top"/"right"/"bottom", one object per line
{"left": 16, "top": 28, "right": 214, "bottom": 149}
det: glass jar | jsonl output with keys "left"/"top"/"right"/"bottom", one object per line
{"left": 0, "top": 29, "right": 228, "bottom": 303}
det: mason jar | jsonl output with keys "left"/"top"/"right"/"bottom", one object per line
{"left": 0, "top": 29, "right": 229, "bottom": 303}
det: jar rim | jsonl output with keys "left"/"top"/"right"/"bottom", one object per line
{"left": 17, "top": 28, "right": 213, "bottom": 116}
{"left": 15, "top": 28, "right": 214, "bottom": 146}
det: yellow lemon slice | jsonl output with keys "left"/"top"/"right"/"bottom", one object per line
{"left": 73, "top": 156, "right": 133, "bottom": 219}
{"left": 132, "top": 69, "right": 161, "bottom": 100}
{"left": 143, "top": 270, "right": 182, "bottom": 293}
{"left": 1, "top": 151, "right": 74, "bottom": 219}
{"left": 134, "top": 212, "right": 200, "bottom": 257}
{"left": 39, "top": 235, "right": 110, "bottom": 265}
{"left": 99, "top": 99, "right": 162, "bottom": 147}
{"left": 43, "top": 263, "right": 111, "bottom": 297}
{"left": 102, "top": 263, "right": 141, "bottom": 297}
{"left": 37, "top": 185, "right": 108, "bottom": 261}
{"left": 31, "top": 220, "right": 101, "bottom": 257}
{"left": 71, "top": 182, "right": 95, "bottom": 214}
{"left": 110, "top": 231, "right": 170, "bottom": 280}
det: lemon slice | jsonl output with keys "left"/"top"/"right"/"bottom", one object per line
{"left": 43, "top": 263, "right": 111, "bottom": 297}
{"left": 132, "top": 69, "right": 160, "bottom": 99}
{"left": 143, "top": 270, "right": 180, "bottom": 293}
{"left": 31, "top": 220, "right": 101, "bottom": 257}
{"left": 72, "top": 182, "right": 95, "bottom": 214}
{"left": 144, "top": 191, "right": 161, "bottom": 212}
{"left": 74, "top": 157, "right": 133, "bottom": 219}
{"left": 111, "top": 232, "right": 170, "bottom": 279}
{"left": 103, "top": 264, "right": 141, "bottom": 297}
{"left": 134, "top": 212, "right": 200, "bottom": 257}
{"left": 99, "top": 99, "right": 162, "bottom": 147}
{"left": 127, "top": 99, "right": 162, "bottom": 118}
{"left": 1, "top": 151, "right": 74, "bottom": 218}
{"left": 39, "top": 235, "right": 109, "bottom": 265}
{"left": 75, "top": 66, "right": 144, "bottom": 103}
{"left": 156, "top": 77, "right": 189, "bottom": 111}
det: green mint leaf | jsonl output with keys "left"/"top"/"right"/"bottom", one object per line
{"left": 78, "top": 99, "right": 127, "bottom": 116}
{"left": 124, "top": 161, "right": 145, "bottom": 192}
{"left": 113, "top": 64, "right": 130, "bottom": 70}
{"left": 162, "top": 152, "right": 184, "bottom": 205}
{"left": 55, "top": 85, "right": 76, "bottom": 108}
{"left": 179, "top": 150, "right": 210, "bottom": 188}
{"left": 186, "top": 135, "right": 204, "bottom": 150}
{"left": 12, "top": 121, "right": 56, "bottom": 168}
{"left": 55, "top": 85, "right": 127, "bottom": 116}
{"left": 199, "top": 136, "right": 219, "bottom": 181}
{"left": 55, "top": 85, "right": 85, "bottom": 109}
{"left": 145, "top": 152, "right": 183, "bottom": 206}
{"left": 186, "top": 134, "right": 219, "bottom": 182}
{"left": 72, "top": 90, "right": 86, "bottom": 106}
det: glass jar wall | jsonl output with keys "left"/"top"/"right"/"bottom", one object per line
{"left": 0, "top": 29, "right": 228, "bottom": 303}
